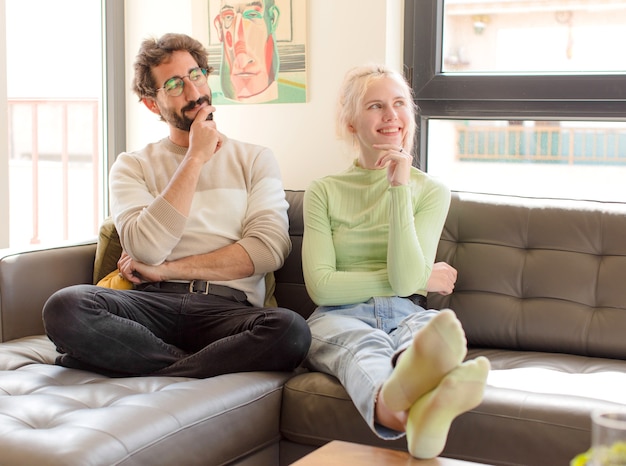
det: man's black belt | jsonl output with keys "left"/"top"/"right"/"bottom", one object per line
{"left": 141, "top": 280, "right": 248, "bottom": 303}
{"left": 406, "top": 293, "right": 428, "bottom": 309}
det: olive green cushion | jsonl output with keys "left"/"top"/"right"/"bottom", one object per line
{"left": 93, "top": 217, "right": 122, "bottom": 285}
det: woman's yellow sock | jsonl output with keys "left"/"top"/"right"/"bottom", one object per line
{"left": 405, "top": 356, "right": 490, "bottom": 459}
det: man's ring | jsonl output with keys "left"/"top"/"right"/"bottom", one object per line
{"left": 399, "top": 147, "right": 403, "bottom": 152}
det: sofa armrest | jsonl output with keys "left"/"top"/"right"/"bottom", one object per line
{"left": 0, "top": 241, "right": 97, "bottom": 342}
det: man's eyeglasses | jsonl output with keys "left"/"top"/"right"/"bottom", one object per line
{"left": 157, "top": 67, "right": 208, "bottom": 97}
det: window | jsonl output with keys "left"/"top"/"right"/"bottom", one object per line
{"left": 2, "top": 0, "right": 125, "bottom": 248}
{"left": 404, "top": 0, "right": 626, "bottom": 202}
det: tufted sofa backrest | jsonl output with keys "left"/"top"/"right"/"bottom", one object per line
{"left": 3, "top": 188, "right": 626, "bottom": 359}
{"left": 429, "top": 191, "right": 626, "bottom": 359}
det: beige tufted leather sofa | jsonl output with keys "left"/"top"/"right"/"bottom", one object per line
{"left": 2, "top": 190, "right": 626, "bottom": 466}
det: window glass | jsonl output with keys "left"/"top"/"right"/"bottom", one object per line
{"left": 427, "top": 119, "right": 626, "bottom": 202}
{"left": 442, "top": 0, "right": 626, "bottom": 73}
{"left": 6, "top": 0, "right": 103, "bottom": 247}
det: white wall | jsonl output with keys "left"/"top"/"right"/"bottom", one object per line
{"left": 124, "top": 0, "right": 404, "bottom": 190}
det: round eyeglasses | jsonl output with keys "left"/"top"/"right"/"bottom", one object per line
{"left": 157, "top": 67, "right": 208, "bottom": 97}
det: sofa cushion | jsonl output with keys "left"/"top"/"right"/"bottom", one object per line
{"left": 93, "top": 217, "right": 122, "bottom": 284}
{"left": 0, "top": 335, "right": 291, "bottom": 466}
{"left": 443, "top": 348, "right": 626, "bottom": 465}
{"left": 281, "top": 372, "right": 407, "bottom": 451}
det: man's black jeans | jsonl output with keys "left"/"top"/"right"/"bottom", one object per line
{"left": 43, "top": 284, "right": 311, "bottom": 378}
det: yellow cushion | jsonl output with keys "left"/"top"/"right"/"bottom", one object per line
{"left": 97, "top": 269, "right": 134, "bottom": 289}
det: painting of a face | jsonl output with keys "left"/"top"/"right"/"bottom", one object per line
{"left": 215, "top": 0, "right": 280, "bottom": 101}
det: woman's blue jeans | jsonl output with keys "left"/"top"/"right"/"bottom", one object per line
{"left": 43, "top": 284, "right": 311, "bottom": 378}
{"left": 305, "top": 296, "right": 438, "bottom": 439}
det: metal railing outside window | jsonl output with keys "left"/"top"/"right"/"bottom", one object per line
{"left": 456, "top": 124, "right": 626, "bottom": 165}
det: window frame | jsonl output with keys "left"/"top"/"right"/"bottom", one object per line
{"left": 0, "top": 2, "right": 8, "bottom": 247}
{"left": 103, "top": 0, "right": 127, "bottom": 214}
{"left": 403, "top": 0, "right": 626, "bottom": 170}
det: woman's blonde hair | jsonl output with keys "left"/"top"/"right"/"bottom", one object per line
{"left": 336, "top": 64, "right": 417, "bottom": 154}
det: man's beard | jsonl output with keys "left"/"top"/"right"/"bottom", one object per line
{"left": 162, "top": 95, "right": 211, "bottom": 132}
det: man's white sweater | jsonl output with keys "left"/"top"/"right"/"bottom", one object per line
{"left": 109, "top": 134, "right": 290, "bottom": 307}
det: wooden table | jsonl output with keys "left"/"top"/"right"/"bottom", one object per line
{"left": 290, "top": 441, "right": 489, "bottom": 466}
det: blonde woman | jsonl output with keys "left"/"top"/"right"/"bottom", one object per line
{"left": 302, "top": 64, "right": 489, "bottom": 459}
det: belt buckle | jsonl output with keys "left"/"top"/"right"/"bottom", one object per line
{"left": 189, "top": 280, "right": 210, "bottom": 294}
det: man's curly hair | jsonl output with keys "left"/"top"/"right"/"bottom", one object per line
{"left": 132, "top": 33, "right": 213, "bottom": 99}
